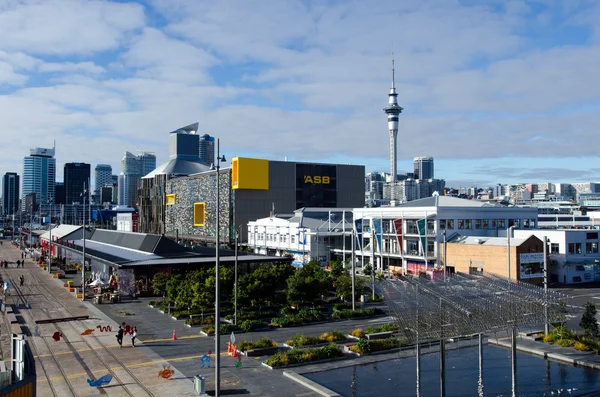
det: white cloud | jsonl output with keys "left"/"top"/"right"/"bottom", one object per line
{"left": 39, "top": 62, "right": 105, "bottom": 74}
{"left": 1, "top": 0, "right": 600, "bottom": 186}
{"left": 0, "top": 0, "right": 145, "bottom": 55}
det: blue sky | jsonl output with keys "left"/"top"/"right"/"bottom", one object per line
{"left": 1, "top": 0, "right": 600, "bottom": 188}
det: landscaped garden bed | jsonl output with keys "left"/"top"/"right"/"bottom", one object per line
{"left": 185, "top": 316, "right": 215, "bottom": 327}
{"left": 263, "top": 343, "right": 344, "bottom": 369}
{"left": 345, "top": 337, "right": 404, "bottom": 356}
{"left": 348, "top": 324, "right": 398, "bottom": 339}
{"left": 238, "top": 337, "right": 279, "bottom": 356}
{"left": 271, "top": 308, "right": 325, "bottom": 327}
{"left": 330, "top": 307, "right": 385, "bottom": 320}
{"left": 284, "top": 331, "right": 346, "bottom": 348}
{"left": 200, "top": 324, "right": 241, "bottom": 336}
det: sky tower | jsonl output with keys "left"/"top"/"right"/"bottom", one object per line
{"left": 383, "top": 56, "right": 403, "bottom": 183}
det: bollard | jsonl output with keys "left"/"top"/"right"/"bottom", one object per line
{"left": 194, "top": 375, "right": 206, "bottom": 394}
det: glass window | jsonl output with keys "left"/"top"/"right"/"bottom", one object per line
{"left": 464, "top": 219, "right": 472, "bottom": 229}
{"left": 585, "top": 242, "right": 599, "bottom": 254}
{"left": 513, "top": 219, "right": 520, "bottom": 228}
{"left": 523, "top": 219, "right": 530, "bottom": 228}
{"left": 291, "top": 235, "right": 295, "bottom": 243}
{"left": 576, "top": 243, "right": 582, "bottom": 254}
{"left": 551, "top": 243, "right": 559, "bottom": 254}
{"left": 440, "top": 219, "right": 446, "bottom": 230}
{"left": 587, "top": 232, "right": 599, "bottom": 240}
{"left": 492, "top": 219, "right": 497, "bottom": 228}
{"left": 498, "top": 219, "right": 506, "bottom": 228}
{"left": 475, "top": 219, "right": 482, "bottom": 229}
{"left": 458, "top": 219, "right": 465, "bottom": 229}
{"left": 447, "top": 219, "right": 455, "bottom": 229}
{"left": 482, "top": 219, "right": 489, "bottom": 229}
{"left": 568, "top": 243, "right": 575, "bottom": 254}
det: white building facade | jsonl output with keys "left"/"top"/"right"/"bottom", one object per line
{"left": 514, "top": 229, "right": 600, "bottom": 284}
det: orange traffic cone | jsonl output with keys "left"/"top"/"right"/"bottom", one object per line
{"left": 227, "top": 343, "right": 232, "bottom": 353}
{"left": 172, "top": 329, "right": 177, "bottom": 341}
{"left": 232, "top": 346, "right": 237, "bottom": 357}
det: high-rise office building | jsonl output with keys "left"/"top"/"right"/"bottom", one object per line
{"left": 413, "top": 156, "right": 434, "bottom": 180}
{"left": 199, "top": 134, "right": 215, "bottom": 166}
{"left": 22, "top": 146, "right": 56, "bottom": 205}
{"left": 117, "top": 152, "right": 156, "bottom": 207}
{"left": 64, "top": 163, "right": 91, "bottom": 204}
{"left": 55, "top": 182, "right": 65, "bottom": 204}
{"left": 2, "top": 172, "right": 20, "bottom": 215}
{"left": 94, "top": 164, "right": 113, "bottom": 193}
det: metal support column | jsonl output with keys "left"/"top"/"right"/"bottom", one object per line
{"left": 544, "top": 236, "right": 549, "bottom": 336}
{"left": 439, "top": 298, "right": 446, "bottom": 397}
{"left": 511, "top": 326, "right": 517, "bottom": 397}
{"left": 478, "top": 333, "right": 484, "bottom": 397}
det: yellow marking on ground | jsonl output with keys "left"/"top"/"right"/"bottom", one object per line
{"left": 33, "top": 334, "right": 205, "bottom": 358}
{"left": 37, "top": 352, "right": 227, "bottom": 383}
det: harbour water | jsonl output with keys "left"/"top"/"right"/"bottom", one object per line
{"left": 304, "top": 345, "right": 600, "bottom": 396}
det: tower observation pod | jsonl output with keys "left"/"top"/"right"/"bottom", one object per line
{"left": 383, "top": 56, "right": 403, "bottom": 183}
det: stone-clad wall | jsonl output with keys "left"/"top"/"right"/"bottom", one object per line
{"left": 165, "top": 169, "right": 233, "bottom": 242}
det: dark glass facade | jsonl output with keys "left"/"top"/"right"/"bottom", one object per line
{"left": 64, "top": 163, "right": 91, "bottom": 204}
{"left": 295, "top": 164, "right": 337, "bottom": 208}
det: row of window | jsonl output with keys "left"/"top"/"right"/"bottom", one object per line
{"left": 439, "top": 218, "right": 535, "bottom": 230}
{"left": 251, "top": 233, "right": 297, "bottom": 244}
{"left": 568, "top": 242, "right": 599, "bottom": 255}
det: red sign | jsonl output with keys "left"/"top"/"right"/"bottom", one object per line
{"left": 394, "top": 218, "right": 403, "bottom": 249}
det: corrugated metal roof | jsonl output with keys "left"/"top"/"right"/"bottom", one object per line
{"left": 39, "top": 225, "right": 82, "bottom": 241}
{"left": 122, "top": 254, "right": 289, "bottom": 268}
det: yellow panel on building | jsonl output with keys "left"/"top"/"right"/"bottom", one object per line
{"left": 231, "top": 157, "right": 269, "bottom": 190}
{"left": 194, "top": 202, "right": 206, "bottom": 226}
{"left": 166, "top": 194, "right": 176, "bottom": 205}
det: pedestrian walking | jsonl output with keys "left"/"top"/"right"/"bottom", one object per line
{"left": 116, "top": 326, "right": 124, "bottom": 348}
{"left": 19, "top": 275, "right": 24, "bottom": 287}
{"left": 131, "top": 326, "right": 137, "bottom": 347}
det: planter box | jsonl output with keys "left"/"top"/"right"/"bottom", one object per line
{"left": 343, "top": 344, "right": 402, "bottom": 357}
{"left": 283, "top": 340, "right": 347, "bottom": 349}
{"left": 262, "top": 355, "right": 349, "bottom": 370}
{"left": 366, "top": 331, "right": 394, "bottom": 341}
{"left": 242, "top": 346, "right": 280, "bottom": 357}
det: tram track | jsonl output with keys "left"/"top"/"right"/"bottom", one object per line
{"left": 20, "top": 270, "right": 156, "bottom": 397}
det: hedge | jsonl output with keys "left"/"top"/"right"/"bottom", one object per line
{"left": 349, "top": 337, "right": 401, "bottom": 354}
{"left": 184, "top": 316, "right": 215, "bottom": 326}
{"left": 286, "top": 331, "right": 346, "bottom": 347}
{"left": 239, "top": 320, "right": 268, "bottom": 332}
{"left": 271, "top": 309, "right": 324, "bottom": 327}
{"left": 201, "top": 324, "right": 240, "bottom": 335}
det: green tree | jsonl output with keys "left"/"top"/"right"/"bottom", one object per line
{"left": 329, "top": 259, "right": 344, "bottom": 278}
{"left": 194, "top": 266, "right": 234, "bottom": 309}
{"left": 363, "top": 263, "right": 372, "bottom": 276}
{"left": 152, "top": 272, "right": 171, "bottom": 295}
{"left": 286, "top": 261, "right": 329, "bottom": 306}
{"left": 334, "top": 274, "right": 365, "bottom": 301}
{"left": 580, "top": 301, "right": 599, "bottom": 338}
{"left": 165, "top": 274, "right": 184, "bottom": 301}
{"left": 237, "top": 263, "right": 295, "bottom": 309}
{"left": 175, "top": 271, "right": 204, "bottom": 309}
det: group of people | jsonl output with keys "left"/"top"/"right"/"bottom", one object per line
{"left": 1, "top": 260, "right": 24, "bottom": 268}
{"left": 116, "top": 325, "right": 138, "bottom": 348}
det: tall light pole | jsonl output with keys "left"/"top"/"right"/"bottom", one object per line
{"left": 213, "top": 139, "right": 226, "bottom": 397}
{"left": 234, "top": 225, "right": 241, "bottom": 326}
{"left": 81, "top": 183, "right": 87, "bottom": 302}
{"left": 507, "top": 225, "right": 516, "bottom": 284}
{"left": 48, "top": 205, "right": 53, "bottom": 274}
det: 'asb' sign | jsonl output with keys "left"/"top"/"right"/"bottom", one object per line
{"left": 303, "top": 176, "right": 330, "bottom": 184}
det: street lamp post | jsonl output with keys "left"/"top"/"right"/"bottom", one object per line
{"left": 213, "top": 139, "right": 226, "bottom": 397}
{"left": 81, "top": 184, "right": 87, "bottom": 302}
{"left": 234, "top": 225, "right": 241, "bottom": 326}
{"left": 507, "top": 225, "right": 516, "bottom": 284}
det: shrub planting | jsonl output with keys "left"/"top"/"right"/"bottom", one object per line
{"left": 330, "top": 307, "right": 384, "bottom": 320}
{"left": 238, "top": 337, "right": 277, "bottom": 352}
{"left": 265, "top": 344, "right": 343, "bottom": 368}
{"left": 239, "top": 320, "right": 268, "bottom": 332}
{"left": 349, "top": 337, "right": 401, "bottom": 355}
{"left": 201, "top": 324, "right": 240, "bottom": 335}
{"left": 286, "top": 330, "right": 346, "bottom": 347}
{"left": 271, "top": 309, "right": 325, "bottom": 327}
{"left": 184, "top": 316, "right": 215, "bottom": 326}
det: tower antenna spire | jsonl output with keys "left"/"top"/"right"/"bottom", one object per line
{"left": 392, "top": 53, "right": 395, "bottom": 90}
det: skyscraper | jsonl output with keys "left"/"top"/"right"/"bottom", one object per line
{"left": 2, "top": 172, "right": 20, "bottom": 215}
{"left": 117, "top": 151, "right": 157, "bottom": 207}
{"left": 199, "top": 134, "right": 215, "bottom": 166}
{"left": 413, "top": 156, "right": 434, "bottom": 180}
{"left": 64, "top": 163, "right": 91, "bottom": 204}
{"left": 94, "top": 164, "right": 113, "bottom": 192}
{"left": 22, "top": 146, "right": 56, "bottom": 205}
{"left": 383, "top": 57, "right": 403, "bottom": 183}
{"left": 55, "top": 182, "right": 65, "bottom": 204}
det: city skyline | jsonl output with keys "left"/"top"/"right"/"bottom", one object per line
{"left": 1, "top": 1, "right": 599, "bottom": 186}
